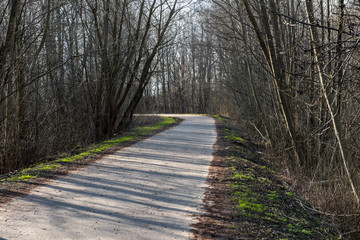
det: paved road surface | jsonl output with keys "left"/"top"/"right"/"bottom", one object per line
{"left": 0, "top": 115, "right": 216, "bottom": 240}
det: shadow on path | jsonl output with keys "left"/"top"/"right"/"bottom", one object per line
{"left": 0, "top": 115, "right": 217, "bottom": 240}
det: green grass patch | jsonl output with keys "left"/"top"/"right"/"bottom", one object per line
{"left": 231, "top": 168, "right": 266, "bottom": 213}
{"left": 287, "top": 223, "right": 312, "bottom": 236}
{"left": 136, "top": 117, "right": 175, "bottom": 135}
{"left": 286, "top": 191, "right": 296, "bottom": 198}
{"left": 227, "top": 134, "right": 245, "bottom": 142}
{"left": 213, "top": 114, "right": 224, "bottom": 121}
{"left": 229, "top": 225, "right": 238, "bottom": 229}
{"left": 238, "top": 197, "right": 266, "bottom": 212}
{"left": 39, "top": 164, "right": 61, "bottom": 170}
{"left": 268, "top": 191, "right": 279, "bottom": 200}
{"left": 259, "top": 177, "right": 272, "bottom": 184}
{"left": 6, "top": 174, "right": 38, "bottom": 182}
{"left": 301, "top": 229, "right": 313, "bottom": 236}
{"left": 233, "top": 172, "right": 255, "bottom": 181}
{"left": 265, "top": 212, "right": 288, "bottom": 223}
{"left": 224, "top": 126, "right": 245, "bottom": 143}
{"left": 234, "top": 191, "right": 266, "bottom": 212}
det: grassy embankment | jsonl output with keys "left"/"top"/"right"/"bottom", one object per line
{"left": 213, "top": 114, "right": 338, "bottom": 239}
{"left": 0, "top": 117, "right": 177, "bottom": 184}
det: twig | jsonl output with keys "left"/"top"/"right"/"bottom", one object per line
{"left": 250, "top": 122, "right": 268, "bottom": 142}
{"left": 297, "top": 199, "right": 360, "bottom": 217}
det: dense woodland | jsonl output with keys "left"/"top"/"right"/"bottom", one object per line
{"left": 1, "top": 0, "right": 360, "bottom": 234}
{"left": 0, "top": 0, "right": 179, "bottom": 173}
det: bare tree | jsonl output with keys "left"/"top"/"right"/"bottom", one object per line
{"left": 0, "top": 0, "right": 181, "bottom": 173}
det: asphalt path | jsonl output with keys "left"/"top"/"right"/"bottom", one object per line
{"left": 0, "top": 115, "right": 217, "bottom": 240}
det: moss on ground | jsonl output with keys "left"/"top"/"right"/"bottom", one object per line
{"left": 213, "top": 114, "right": 224, "bottom": 121}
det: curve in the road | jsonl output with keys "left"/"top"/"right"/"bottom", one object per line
{"left": 0, "top": 115, "right": 217, "bottom": 240}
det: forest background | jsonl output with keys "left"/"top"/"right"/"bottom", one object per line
{"left": 1, "top": 0, "right": 360, "bottom": 234}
